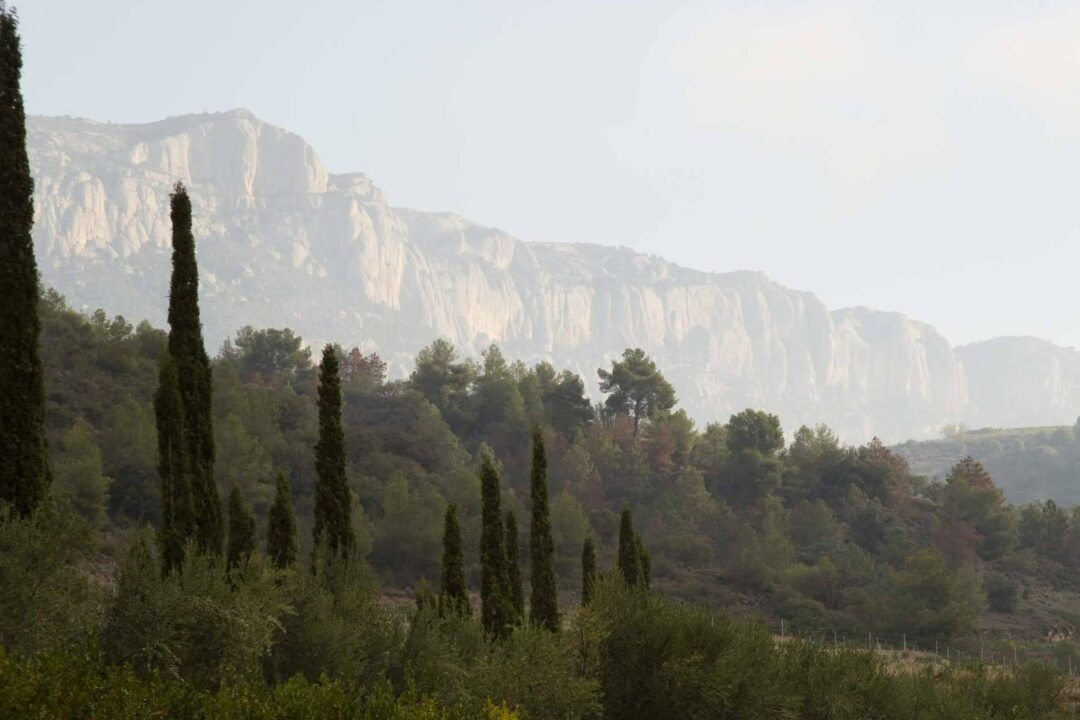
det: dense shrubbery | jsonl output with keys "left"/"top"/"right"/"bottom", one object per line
{"left": 0, "top": 541, "right": 1065, "bottom": 719}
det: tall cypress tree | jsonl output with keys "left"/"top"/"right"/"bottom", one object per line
{"left": 528, "top": 428, "right": 559, "bottom": 631}
{"left": 0, "top": 6, "right": 50, "bottom": 517}
{"left": 440, "top": 503, "right": 469, "bottom": 617}
{"left": 581, "top": 536, "right": 596, "bottom": 606}
{"left": 314, "top": 345, "right": 353, "bottom": 558}
{"left": 155, "top": 351, "right": 194, "bottom": 573}
{"left": 267, "top": 473, "right": 297, "bottom": 569}
{"left": 617, "top": 507, "right": 640, "bottom": 588}
{"left": 227, "top": 486, "right": 256, "bottom": 569}
{"left": 636, "top": 533, "right": 651, "bottom": 589}
{"left": 166, "top": 183, "right": 221, "bottom": 555}
{"left": 505, "top": 509, "right": 524, "bottom": 621}
{"left": 479, "top": 453, "right": 514, "bottom": 639}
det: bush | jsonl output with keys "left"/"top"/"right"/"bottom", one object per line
{"left": 0, "top": 499, "right": 101, "bottom": 655}
{"left": 983, "top": 572, "right": 1020, "bottom": 613}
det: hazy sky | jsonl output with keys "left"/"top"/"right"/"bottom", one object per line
{"left": 22, "top": 1, "right": 1080, "bottom": 348}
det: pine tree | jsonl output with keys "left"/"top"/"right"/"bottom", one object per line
{"left": 440, "top": 503, "right": 469, "bottom": 616}
{"left": 617, "top": 507, "right": 640, "bottom": 588}
{"left": 581, "top": 536, "right": 596, "bottom": 605}
{"left": 636, "top": 533, "right": 651, "bottom": 589}
{"left": 314, "top": 344, "right": 354, "bottom": 558}
{"left": 505, "top": 508, "right": 524, "bottom": 621}
{"left": 0, "top": 6, "right": 50, "bottom": 517}
{"left": 166, "top": 183, "right": 221, "bottom": 554}
{"left": 480, "top": 453, "right": 514, "bottom": 639}
{"left": 266, "top": 473, "right": 297, "bottom": 569}
{"left": 528, "top": 428, "right": 560, "bottom": 631}
{"left": 155, "top": 351, "right": 194, "bottom": 573}
{"left": 227, "top": 486, "right": 256, "bottom": 568}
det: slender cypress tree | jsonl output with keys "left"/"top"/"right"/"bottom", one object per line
{"left": 227, "top": 486, "right": 256, "bottom": 568}
{"left": 617, "top": 507, "right": 640, "bottom": 588}
{"left": 581, "top": 536, "right": 596, "bottom": 605}
{"left": 479, "top": 453, "right": 514, "bottom": 639}
{"left": 440, "top": 503, "right": 469, "bottom": 616}
{"left": 528, "top": 428, "right": 559, "bottom": 631}
{"left": 0, "top": 6, "right": 50, "bottom": 517}
{"left": 505, "top": 509, "right": 524, "bottom": 621}
{"left": 636, "top": 533, "right": 651, "bottom": 589}
{"left": 314, "top": 344, "right": 353, "bottom": 558}
{"left": 266, "top": 473, "right": 297, "bottom": 569}
{"left": 166, "top": 183, "right": 221, "bottom": 554}
{"left": 155, "top": 351, "right": 194, "bottom": 573}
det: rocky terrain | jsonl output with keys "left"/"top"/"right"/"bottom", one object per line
{"left": 27, "top": 109, "right": 1080, "bottom": 442}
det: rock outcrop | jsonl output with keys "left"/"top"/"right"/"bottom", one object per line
{"left": 26, "top": 110, "right": 1080, "bottom": 442}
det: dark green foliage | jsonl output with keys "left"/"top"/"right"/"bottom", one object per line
{"left": 984, "top": 571, "right": 1020, "bottom": 613}
{"left": 597, "top": 348, "right": 676, "bottom": 435}
{"left": 505, "top": 509, "right": 524, "bottom": 621}
{"left": 581, "top": 536, "right": 596, "bottom": 605}
{"left": 0, "top": 7, "right": 49, "bottom": 517}
{"left": 227, "top": 486, "right": 256, "bottom": 568}
{"left": 166, "top": 184, "right": 221, "bottom": 555}
{"left": 219, "top": 326, "right": 313, "bottom": 384}
{"left": 635, "top": 533, "right": 650, "bottom": 589}
{"left": 0, "top": 498, "right": 98, "bottom": 654}
{"left": 942, "top": 456, "right": 1017, "bottom": 561}
{"left": 726, "top": 408, "right": 785, "bottom": 455}
{"left": 528, "top": 428, "right": 560, "bottom": 631}
{"left": 266, "top": 473, "right": 297, "bottom": 569}
{"left": 155, "top": 351, "right": 194, "bottom": 572}
{"left": 103, "top": 529, "right": 287, "bottom": 690}
{"left": 439, "top": 504, "right": 469, "bottom": 617}
{"left": 589, "top": 579, "right": 1064, "bottom": 720}
{"left": 479, "top": 453, "right": 515, "bottom": 639}
{"left": 617, "top": 508, "right": 640, "bottom": 588}
{"left": 534, "top": 362, "right": 593, "bottom": 439}
{"left": 314, "top": 344, "right": 354, "bottom": 558}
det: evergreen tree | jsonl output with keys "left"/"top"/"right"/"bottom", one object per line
{"left": 266, "top": 473, "right": 297, "bottom": 569}
{"left": 636, "top": 533, "right": 651, "bottom": 589}
{"left": 0, "top": 6, "right": 50, "bottom": 517}
{"left": 528, "top": 428, "right": 559, "bottom": 631}
{"left": 597, "top": 348, "right": 676, "bottom": 435}
{"left": 440, "top": 503, "right": 469, "bottom": 616}
{"left": 166, "top": 183, "right": 220, "bottom": 554}
{"left": 226, "top": 486, "right": 255, "bottom": 568}
{"left": 155, "top": 351, "right": 194, "bottom": 573}
{"left": 581, "top": 536, "right": 597, "bottom": 605}
{"left": 505, "top": 508, "right": 524, "bottom": 621}
{"left": 479, "top": 453, "right": 514, "bottom": 638}
{"left": 314, "top": 344, "right": 353, "bottom": 558}
{"left": 617, "top": 507, "right": 640, "bottom": 588}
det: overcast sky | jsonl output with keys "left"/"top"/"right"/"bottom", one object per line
{"left": 21, "top": 0, "right": 1080, "bottom": 348}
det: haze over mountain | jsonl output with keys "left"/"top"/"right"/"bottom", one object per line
{"left": 27, "top": 109, "right": 1080, "bottom": 442}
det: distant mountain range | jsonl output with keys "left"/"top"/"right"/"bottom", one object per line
{"left": 27, "top": 109, "right": 1080, "bottom": 442}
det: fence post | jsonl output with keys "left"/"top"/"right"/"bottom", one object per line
{"left": 903, "top": 633, "right": 906, "bottom": 652}
{"left": 781, "top": 619, "right": 785, "bottom": 639}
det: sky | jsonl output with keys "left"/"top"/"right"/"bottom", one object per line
{"left": 21, "top": 0, "right": 1080, "bottom": 348}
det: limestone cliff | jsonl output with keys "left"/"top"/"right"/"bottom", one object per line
{"left": 26, "top": 110, "right": 1077, "bottom": 442}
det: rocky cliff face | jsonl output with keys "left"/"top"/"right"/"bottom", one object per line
{"left": 26, "top": 110, "right": 1079, "bottom": 442}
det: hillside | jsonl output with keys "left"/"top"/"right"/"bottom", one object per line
{"left": 895, "top": 424, "right": 1080, "bottom": 505}
{"left": 28, "top": 109, "right": 1080, "bottom": 444}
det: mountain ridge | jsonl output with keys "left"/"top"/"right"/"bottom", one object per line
{"left": 26, "top": 109, "right": 1080, "bottom": 442}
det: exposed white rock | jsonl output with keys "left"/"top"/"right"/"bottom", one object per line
{"left": 26, "top": 110, "right": 1080, "bottom": 442}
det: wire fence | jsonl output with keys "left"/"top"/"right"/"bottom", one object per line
{"left": 761, "top": 618, "right": 1079, "bottom": 677}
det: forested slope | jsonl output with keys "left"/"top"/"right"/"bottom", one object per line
{"left": 38, "top": 290, "right": 1080, "bottom": 649}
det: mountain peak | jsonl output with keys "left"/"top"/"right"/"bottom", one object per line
{"left": 25, "top": 111, "right": 1080, "bottom": 442}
